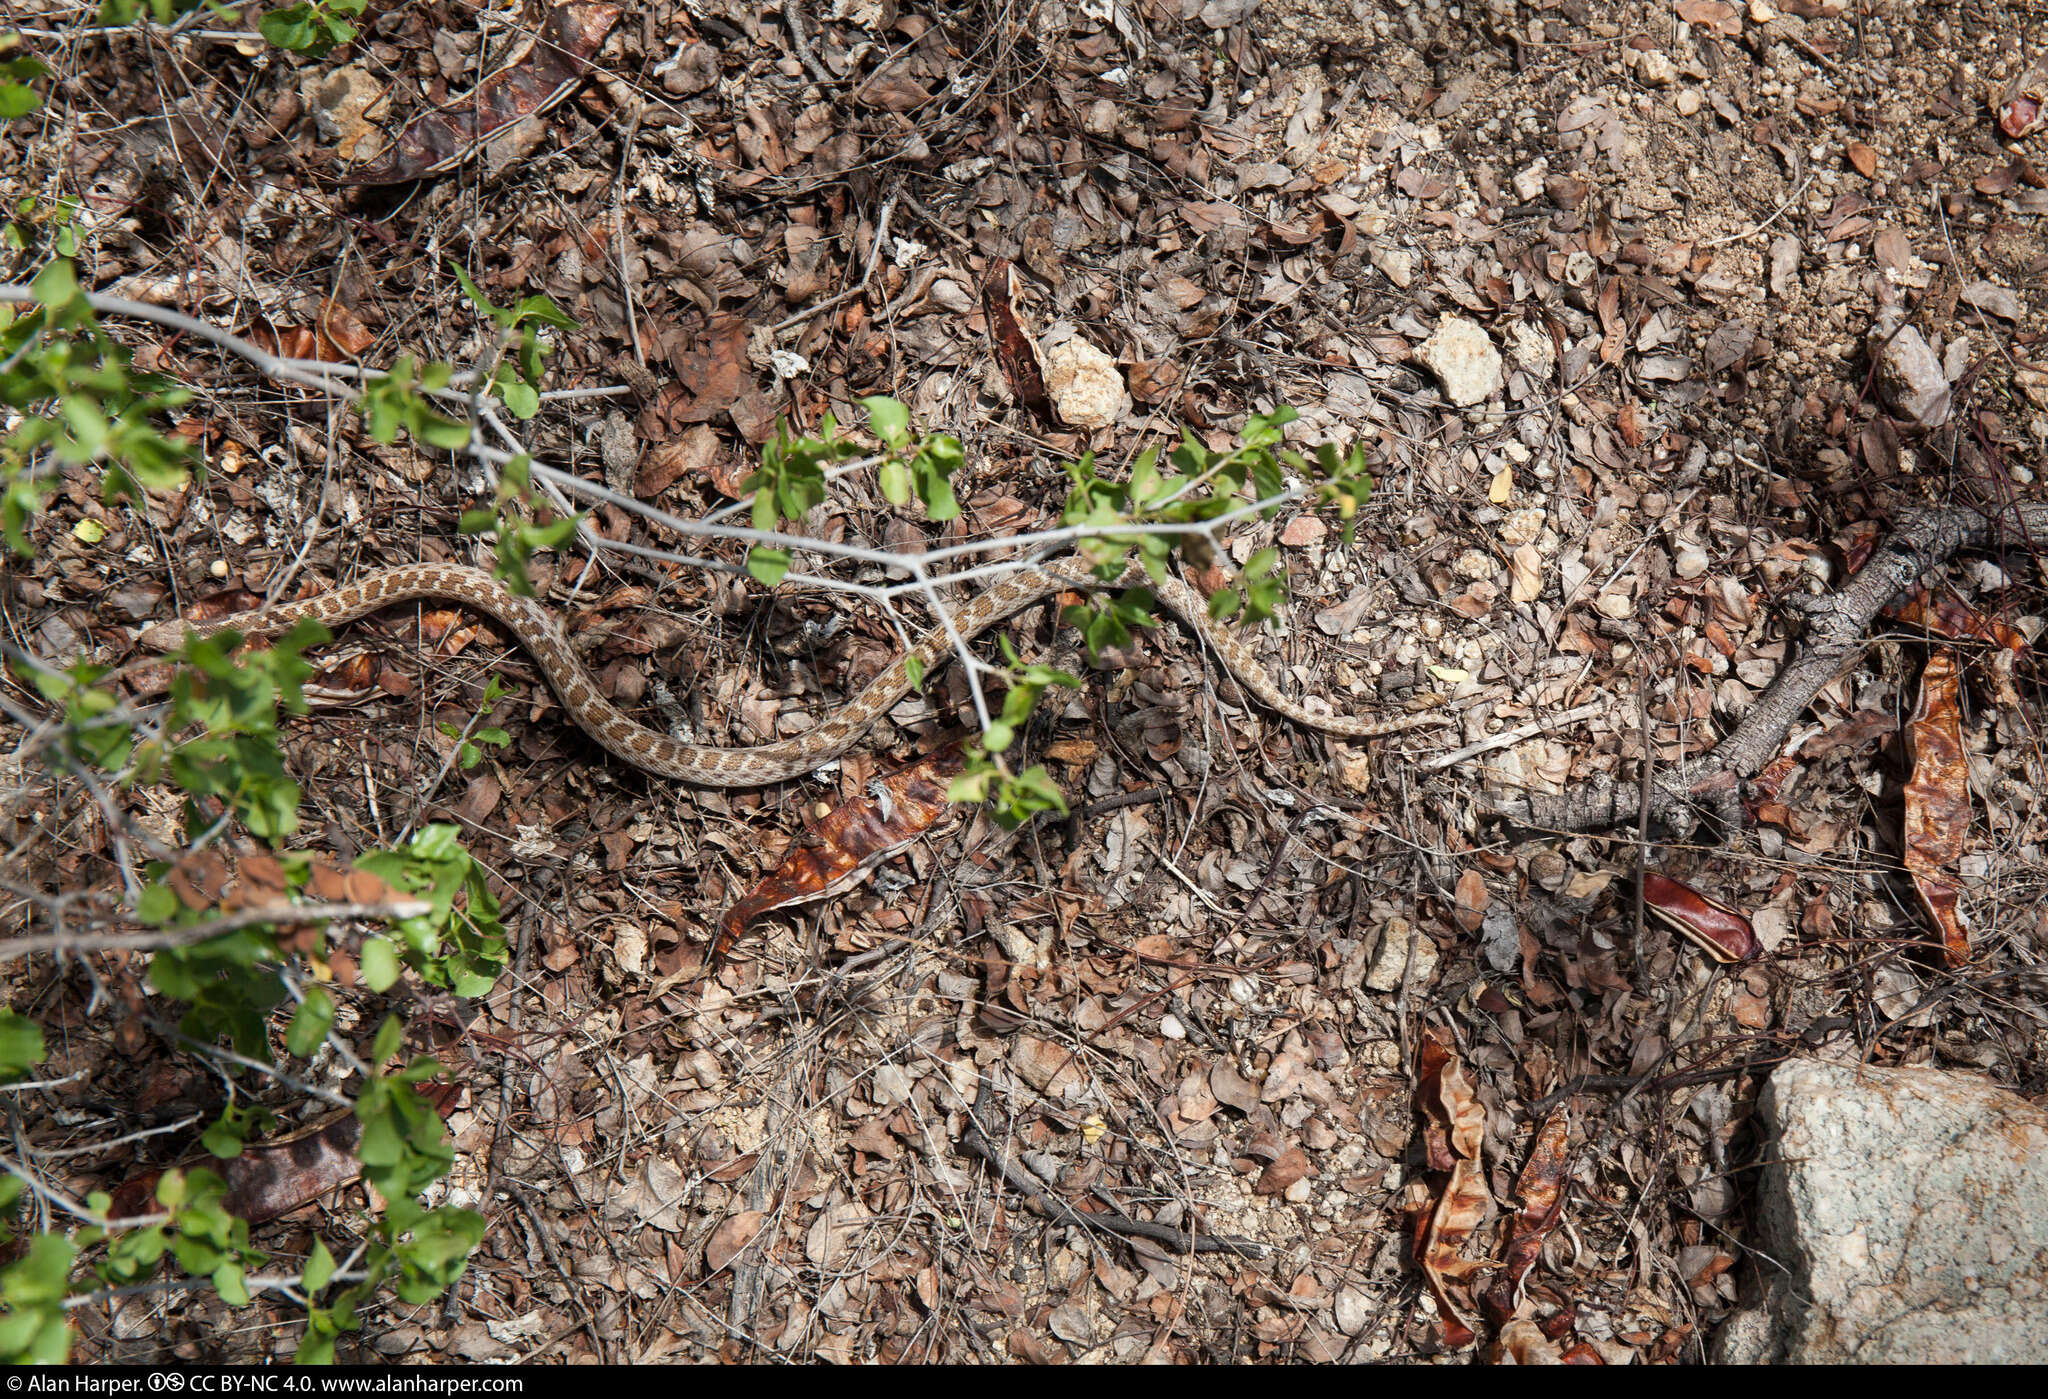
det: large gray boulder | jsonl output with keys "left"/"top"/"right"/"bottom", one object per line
{"left": 1717, "top": 1058, "right": 2048, "bottom": 1363}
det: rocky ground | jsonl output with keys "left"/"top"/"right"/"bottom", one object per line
{"left": 1, "top": 0, "right": 2045, "bottom": 1365}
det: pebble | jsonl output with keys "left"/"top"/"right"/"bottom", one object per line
{"left": 1675, "top": 88, "right": 1702, "bottom": 117}
{"left": 1365, "top": 918, "right": 1437, "bottom": 992}
{"left": 1636, "top": 50, "right": 1679, "bottom": 87}
{"left": 1414, "top": 316, "right": 1504, "bottom": 406}
{"left": 1868, "top": 309, "right": 1951, "bottom": 426}
{"left": 1498, "top": 506, "right": 1547, "bottom": 547}
{"left": 1042, "top": 335, "right": 1128, "bottom": 429}
{"left": 1960, "top": 280, "right": 2024, "bottom": 323}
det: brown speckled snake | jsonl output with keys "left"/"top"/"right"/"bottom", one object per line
{"left": 139, "top": 558, "right": 1447, "bottom": 787}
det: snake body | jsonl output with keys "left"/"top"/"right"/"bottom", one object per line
{"left": 138, "top": 558, "right": 1445, "bottom": 787}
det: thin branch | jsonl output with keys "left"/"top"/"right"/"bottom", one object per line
{"left": 960, "top": 1080, "right": 1266, "bottom": 1258}
{"left": 1491, "top": 501, "right": 2048, "bottom": 835}
{"left": 0, "top": 900, "right": 432, "bottom": 966}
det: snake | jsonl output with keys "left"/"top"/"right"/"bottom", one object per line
{"left": 137, "top": 557, "right": 1448, "bottom": 788}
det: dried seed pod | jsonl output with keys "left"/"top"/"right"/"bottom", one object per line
{"left": 1642, "top": 871, "right": 1758, "bottom": 963}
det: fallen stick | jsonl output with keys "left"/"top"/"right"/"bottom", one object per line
{"left": 1489, "top": 502, "right": 2048, "bottom": 836}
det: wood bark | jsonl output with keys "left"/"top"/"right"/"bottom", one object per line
{"left": 1489, "top": 502, "right": 2048, "bottom": 836}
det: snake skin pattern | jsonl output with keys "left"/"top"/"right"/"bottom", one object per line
{"left": 139, "top": 558, "right": 1447, "bottom": 787}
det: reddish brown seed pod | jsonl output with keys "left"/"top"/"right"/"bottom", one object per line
{"left": 1642, "top": 871, "right": 1759, "bottom": 963}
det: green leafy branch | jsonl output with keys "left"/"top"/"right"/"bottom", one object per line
{"left": 451, "top": 264, "right": 577, "bottom": 421}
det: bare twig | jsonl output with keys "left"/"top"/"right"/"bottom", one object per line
{"left": 0, "top": 899, "right": 432, "bottom": 966}
{"left": 781, "top": 0, "right": 837, "bottom": 87}
{"left": 1491, "top": 502, "right": 2048, "bottom": 835}
{"left": 959, "top": 1081, "right": 1266, "bottom": 1258}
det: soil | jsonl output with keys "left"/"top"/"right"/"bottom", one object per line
{"left": 1, "top": 0, "right": 2044, "bottom": 1365}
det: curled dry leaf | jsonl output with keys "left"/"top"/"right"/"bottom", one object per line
{"left": 1903, "top": 649, "right": 1973, "bottom": 967}
{"left": 248, "top": 298, "right": 376, "bottom": 362}
{"left": 339, "top": 3, "right": 624, "bottom": 185}
{"left": 1888, "top": 583, "right": 2028, "bottom": 654}
{"left": 1641, "top": 872, "right": 1758, "bottom": 963}
{"left": 1481, "top": 1108, "right": 1572, "bottom": 1325}
{"left": 710, "top": 743, "right": 966, "bottom": 969}
{"left": 106, "top": 1082, "right": 463, "bottom": 1225}
{"left": 1412, "top": 1027, "right": 1490, "bottom": 1349}
{"left": 1996, "top": 59, "right": 2046, "bottom": 139}
{"left": 1672, "top": 0, "right": 1742, "bottom": 38}
{"left": 981, "top": 260, "right": 1055, "bottom": 426}
{"left": 704, "top": 1210, "right": 766, "bottom": 1273}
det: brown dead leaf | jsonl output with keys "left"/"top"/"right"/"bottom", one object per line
{"left": 1846, "top": 141, "right": 1878, "bottom": 178}
{"left": 341, "top": 3, "right": 622, "bottom": 184}
{"left": 1481, "top": 1109, "right": 1571, "bottom": 1324}
{"left": 1453, "top": 869, "right": 1490, "bottom": 933}
{"left": 107, "top": 1082, "right": 462, "bottom": 1225}
{"left": 1903, "top": 648, "right": 1972, "bottom": 966}
{"left": 1888, "top": 584, "right": 2028, "bottom": 653}
{"left": 1255, "top": 1145, "right": 1312, "bottom": 1196}
{"left": 1209, "top": 1059, "right": 1260, "bottom": 1114}
{"left": 982, "top": 261, "right": 1054, "bottom": 426}
{"left": 705, "top": 1211, "right": 765, "bottom": 1273}
{"left": 638, "top": 423, "right": 724, "bottom": 499}
{"left": 649, "top": 316, "right": 752, "bottom": 428}
{"left": 1412, "top": 1028, "right": 1491, "bottom": 1348}
{"left": 1673, "top": 1, "right": 1741, "bottom": 36}
{"left": 712, "top": 744, "right": 966, "bottom": 969}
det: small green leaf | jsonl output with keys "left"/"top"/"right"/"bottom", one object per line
{"left": 746, "top": 547, "right": 791, "bottom": 586}
{"left": 860, "top": 396, "right": 910, "bottom": 447}
{"left": 370, "top": 1014, "right": 405, "bottom": 1066}
{"left": 878, "top": 459, "right": 910, "bottom": 506}
{"left": 213, "top": 1261, "right": 250, "bottom": 1306}
{"left": 286, "top": 985, "right": 336, "bottom": 1058}
{"left": 0, "top": 1011, "right": 46, "bottom": 1083}
{"left": 303, "top": 1238, "right": 336, "bottom": 1294}
{"left": 360, "top": 937, "right": 401, "bottom": 992}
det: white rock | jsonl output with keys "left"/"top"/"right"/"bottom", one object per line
{"left": 302, "top": 64, "right": 388, "bottom": 163}
{"left": 1365, "top": 918, "right": 1437, "bottom": 992}
{"left": 1868, "top": 310, "right": 1951, "bottom": 426}
{"left": 1333, "top": 1288, "right": 1373, "bottom": 1336}
{"left": 1636, "top": 50, "right": 1679, "bottom": 86}
{"left": 1043, "top": 336, "right": 1129, "bottom": 429}
{"left": 1499, "top": 506, "right": 1547, "bottom": 547}
{"left": 1507, "top": 319, "right": 1556, "bottom": 375}
{"left": 1513, "top": 158, "right": 1550, "bottom": 203}
{"left": 1716, "top": 1059, "right": 2048, "bottom": 1363}
{"left": 1453, "top": 548, "right": 1495, "bottom": 580}
{"left": 1673, "top": 540, "right": 1710, "bottom": 579}
{"left": 1414, "top": 316, "right": 1503, "bottom": 406}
